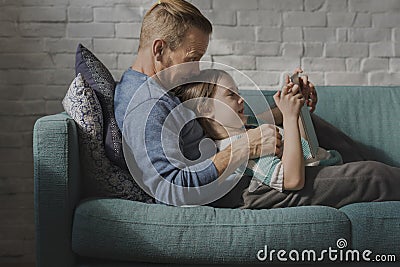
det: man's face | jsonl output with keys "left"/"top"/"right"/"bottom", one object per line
{"left": 158, "top": 27, "right": 209, "bottom": 88}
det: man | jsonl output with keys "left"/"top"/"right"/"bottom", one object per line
{"left": 115, "top": 0, "right": 281, "bottom": 207}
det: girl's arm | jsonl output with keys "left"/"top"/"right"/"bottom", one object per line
{"left": 282, "top": 116, "right": 305, "bottom": 190}
{"left": 273, "top": 83, "right": 305, "bottom": 191}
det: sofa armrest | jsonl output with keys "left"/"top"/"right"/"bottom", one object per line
{"left": 33, "top": 112, "right": 81, "bottom": 267}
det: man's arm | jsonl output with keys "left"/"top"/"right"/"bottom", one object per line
{"left": 125, "top": 99, "right": 219, "bottom": 187}
{"left": 212, "top": 124, "right": 282, "bottom": 177}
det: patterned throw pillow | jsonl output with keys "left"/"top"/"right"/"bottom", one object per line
{"left": 75, "top": 43, "right": 127, "bottom": 170}
{"left": 62, "top": 73, "right": 153, "bottom": 203}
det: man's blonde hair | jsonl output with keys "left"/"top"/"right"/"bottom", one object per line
{"left": 139, "top": 0, "right": 212, "bottom": 51}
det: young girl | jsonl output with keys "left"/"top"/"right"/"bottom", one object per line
{"left": 174, "top": 69, "right": 400, "bottom": 209}
{"left": 174, "top": 69, "right": 341, "bottom": 193}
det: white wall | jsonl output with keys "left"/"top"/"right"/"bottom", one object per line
{"left": 0, "top": 0, "right": 399, "bottom": 265}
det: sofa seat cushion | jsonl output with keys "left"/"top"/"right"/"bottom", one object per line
{"left": 72, "top": 198, "right": 351, "bottom": 264}
{"left": 340, "top": 201, "right": 400, "bottom": 258}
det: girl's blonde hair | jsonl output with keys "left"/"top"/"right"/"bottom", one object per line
{"left": 139, "top": 0, "right": 212, "bottom": 51}
{"left": 174, "top": 69, "right": 231, "bottom": 139}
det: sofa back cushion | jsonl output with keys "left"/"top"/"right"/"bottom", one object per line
{"left": 241, "top": 86, "right": 400, "bottom": 167}
{"left": 313, "top": 86, "right": 400, "bottom": 167}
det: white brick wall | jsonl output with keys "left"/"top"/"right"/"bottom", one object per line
{"left": 0, "top": 0, "right": 400, "bottom": 265}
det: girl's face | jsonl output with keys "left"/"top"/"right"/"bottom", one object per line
{"left": 211, "top": 74, "right": 246, "bottom": 129}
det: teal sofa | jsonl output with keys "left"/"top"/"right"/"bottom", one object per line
{"left": 34, "top": 86, "right": 400, "bottom": 266}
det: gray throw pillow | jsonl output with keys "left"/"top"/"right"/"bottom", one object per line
{"left": 62, "top": 73, "right": 153, "bottom": 203}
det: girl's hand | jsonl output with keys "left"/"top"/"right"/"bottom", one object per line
{"left": 285, "top": 68, "right": 318, "bottom": 113}
{"left": 273, "top": 82, "right": 305, "bottom": 120}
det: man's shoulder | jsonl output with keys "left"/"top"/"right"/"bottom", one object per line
{"left": 115, "top": 71, "right": 158, "bottom": 111}
{"left": 118, "top": 73, "right": 182, "bottom": 120}
{"left": 118, "top": 68, "right": 147, "bottom": 84}
{"left": 128, "top": 81, "right": 179, "bottom": 110}
{"left": 115, "top": 69, "right": 149, "bottom": 100}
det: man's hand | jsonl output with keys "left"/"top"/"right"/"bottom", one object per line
{"left": 286, "top": 68, "right": 318, "bottom": 113}
{"left": 244, "top": 124, "right": 282, "bottom": 159}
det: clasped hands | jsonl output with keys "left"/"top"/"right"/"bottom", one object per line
{"left": 246, "top": 69, "right": 317, "bottom": 159}
{"left": 286, "top": 68, "right": 318, "bottom": 113}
